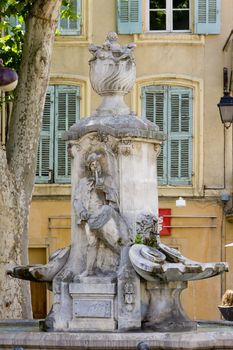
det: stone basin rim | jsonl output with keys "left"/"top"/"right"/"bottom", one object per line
{"left": 1, "top": 321, "right": 233, "bottom": 350}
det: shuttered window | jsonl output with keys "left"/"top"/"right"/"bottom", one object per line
{"left": 148, "top": 0, "right": 191, "bottom": 32}
{"left": 58, "top": 0, "right": 81, "bottom": 35}
{"left": 116, "top": 0, "right": 142, "bottom": 34}
{"left": 142, "top": 85, "right": 193, "bottom": 186}
{"left": 144, "top": 0, "right": 221, "bottom": 34}
{"left": 36, "top": 85, "right": 80, "bottom": 184}
{"left": 194, "top": 0, "right": 221, "bottom": 34}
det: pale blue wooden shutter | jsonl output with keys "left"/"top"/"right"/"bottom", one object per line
{"left": 168, "top": 87, "right": 193, "bottom": 185}
{"left": 54, "top": 85, "right": 80, "bottom": 183}
{"left": 142, "top": 86, "right": 167, "bottom": 185}
{"left": 116, "top": 0, "right": 142, "bottom": 34}
{"left": 36, "top": 86, "right": 54, "bottom": 183}
{"left": 59, "top": 0, "right": 81, "bottom": 35}
{"left": 194, "top": 0, "right": 221, "bottom": 34}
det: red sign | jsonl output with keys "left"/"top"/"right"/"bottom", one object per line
{"left": 158, "top": 208, "right": 171, "bottom": 236}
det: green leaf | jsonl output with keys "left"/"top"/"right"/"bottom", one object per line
{"left": 0, "top": 0, "right": 78, "bottom": 71}
{"left": 134, "top": 233, "right": 143, "bottom": 244}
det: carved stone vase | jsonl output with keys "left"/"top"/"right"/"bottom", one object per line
{"left": 89, "top": 31, "right": 136, "bottom": 116}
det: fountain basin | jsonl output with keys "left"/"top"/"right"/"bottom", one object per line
{"left": 129, "top": 244, "right": 227, "bottom": 282}
{"left": 1, "top": 320, "right": 233, "bottom": 349}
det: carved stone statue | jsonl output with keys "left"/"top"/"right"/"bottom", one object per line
{"left": 73, "top": 152, "right": 131, "bottom": 277}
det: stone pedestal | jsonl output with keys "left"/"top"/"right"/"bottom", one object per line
{"left": 143, "top": 280, "right": 197, "bottom": 332}
{"left": 69, "top": 277, "right": 117, "bottom": 331}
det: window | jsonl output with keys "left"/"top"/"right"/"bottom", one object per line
{"left": 116, "top": 0, "right": 221, "bottom": 35}
{"left": 149, "top": 0, "right": 190, "bottom": 32}
{"left": 36, "top": 85, "right": 80, "bottom": 184}
{"left": 58, "top": 0, "right": 81, "bottom": 35}
{"left": 142, "top": 85, "right": 193, "bottom": 186}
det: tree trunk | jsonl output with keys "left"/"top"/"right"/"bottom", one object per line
{"left": 0, "top": 0, "right": 62, "bottom": 319}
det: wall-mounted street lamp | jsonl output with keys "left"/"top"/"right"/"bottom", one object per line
{"left": 218, "top": 94, "right": 233, "bottom": 129}
{"left": 217, "top": 68, "right": 233, "bottom": 129}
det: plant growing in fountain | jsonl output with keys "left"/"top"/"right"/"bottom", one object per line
{"left": 135, "top": 213, "right": 160, "bottom": 248}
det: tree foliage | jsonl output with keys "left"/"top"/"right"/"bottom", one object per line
{"left": 0, "top": 0, "right": 78, "bottom": 71}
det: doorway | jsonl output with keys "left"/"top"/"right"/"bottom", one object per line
{"left": 28, "top": 247, "right": 47, "bottom": 319}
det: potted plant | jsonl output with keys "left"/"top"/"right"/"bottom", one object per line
{"left": 218, "top": 289, "right": 233, "bottom": 321}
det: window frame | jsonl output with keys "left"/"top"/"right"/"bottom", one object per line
{"left": 58, "top": 0, "right": 82, "bottom": 36}
{"left": 147, "top": 0, "right": 191, "bottom": 33}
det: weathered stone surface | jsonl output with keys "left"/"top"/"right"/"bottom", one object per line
{"left": 143, "top": 280, "right": 196, "bottom": 332}
{"left": 129, "top": 244, "right": 228, "bottom": 282}
{"left": 117, "top": 247, "right": 141, "bottom": 331}
{"left": 2, "top": 324, "right": 233, "bottom": 349}
{"left": 69, "top": 278, "right": 117, "bottom": 331}
{"left": 72, "top": 150, "right": 131, "bottom": 278}
{"left": 8, "top": 246, "right": 70, "bottom": 282}
{"left": 74, "top": 300, "right": 112, "bottom": 318}
{"left": 89, "top": 32, "right": 136, "bottom": 116}
{"left": 63, "top": 114, "right": 164, "bottom": 142}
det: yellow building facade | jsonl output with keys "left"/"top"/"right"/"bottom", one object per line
{"left": 12, "top": 0, "right": 233, "bottom": 320}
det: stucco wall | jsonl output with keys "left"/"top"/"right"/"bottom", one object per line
{"left": 29, "top": 0, "right": 233, "bottom": 320}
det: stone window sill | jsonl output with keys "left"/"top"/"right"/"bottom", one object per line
{"left": 54, "top": 35, "right": 91, "bottom": 46}
{"left": 158, "top": 186, "right": 203, "bottom": 197}
{"left": 33, "top": 184, "right": 71, "bottom": 198}
{"left": 133, "top": 33, "right": 205, "bottom": 45}
{"left": 33, "top": 184, "right": 205, "bottom": 198}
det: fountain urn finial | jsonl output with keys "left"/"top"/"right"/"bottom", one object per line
{"left": 89, "top": 32, "right": 136, "bottom": 116}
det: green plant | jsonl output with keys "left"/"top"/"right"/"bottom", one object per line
{"left": 143, "top": 236, "right": 157, "bottom": 248}
{"left": 134, "top": 233, "right": 142, "bottom": 244}
{"left": 0, "top": 0, "right": 79, "bottom": 71}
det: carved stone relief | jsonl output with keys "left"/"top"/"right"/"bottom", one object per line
{"left": 124, "top": 281, "right": 135, "bottom": 312}
{"left": 118, "top": 140, "right": 134, "bottom": 157}
{"left": 154, "top": 144, "right": 161, "bottom": 156}
{"left": 73, "top": 141, "right": 131, "bottom": 278}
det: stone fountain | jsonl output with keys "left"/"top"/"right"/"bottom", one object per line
{"left": 6, "top": 33, "right": 231, "bottom": 348}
